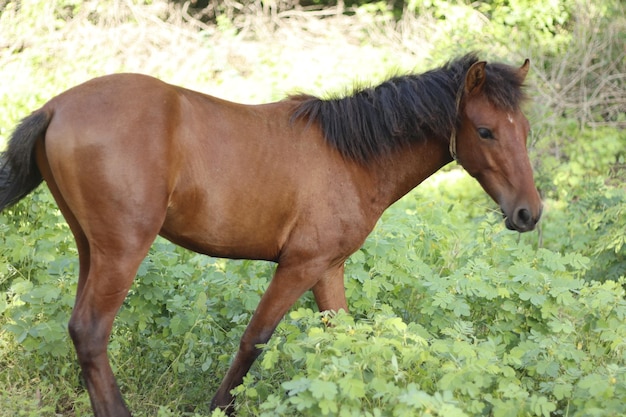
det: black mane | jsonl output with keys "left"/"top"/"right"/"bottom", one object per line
{"left": 290, "top": 53, "right": 526, "bottom": 163}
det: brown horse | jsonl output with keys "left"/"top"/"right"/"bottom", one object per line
{"left": 0, "top": 53, "right": 541, "bottom": 415}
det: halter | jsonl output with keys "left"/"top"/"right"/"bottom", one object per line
{"left": 449, "top": 85, "right": 464, "bottom": 161}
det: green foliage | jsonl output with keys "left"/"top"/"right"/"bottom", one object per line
{"left": 535, "top": 123, "right": 626, "bottom": 282}
{"left": 1, "top": 0, "right": 625, "bottom": 416}
{"left": 475, "top": 0, "right": 573, "bottom": 55}
{"left": 230, "top": 184, "right": 626, "bottom": 416}
{"left": 234, "top": 268, "right": 626, "bottom": 416}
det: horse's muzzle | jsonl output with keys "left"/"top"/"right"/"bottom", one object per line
{"left": 503, "top": 206, "right": 542, "bottom": 232}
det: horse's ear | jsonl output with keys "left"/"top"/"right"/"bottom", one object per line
{"left": 464, "top": 61, "right": 487, "bottom": 96}
{"left": 518, "top": 59, "right": 530, "bottom": 81}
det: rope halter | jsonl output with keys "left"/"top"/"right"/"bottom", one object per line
{"left": 449, "top": 85, "right": 464, "bottom": 161}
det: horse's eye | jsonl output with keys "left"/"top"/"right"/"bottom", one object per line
{"left": 478, "top": 127, "right": 494, "bottom": 140}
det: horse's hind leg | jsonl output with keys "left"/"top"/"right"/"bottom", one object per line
{"left": 35, "top": 142, "right": 92, "bottom": 299}
{"left": 68, "top": 242, "right": 153, "bottom": 417}
{"left": 37, "top": 155, "right": 166, "bottom": 417}
{"left": 36, "top": 141, "right": 150, "bottom": 415}
{"left": 67, "top": 205, "right": 166, "bottom": 417}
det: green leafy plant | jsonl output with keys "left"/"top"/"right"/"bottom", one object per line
{"left": 1, "top": 1, "right": 625, "bottom": 416}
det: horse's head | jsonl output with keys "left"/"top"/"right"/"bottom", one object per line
{"left": 454, "top": 59, "right": 542, "bottom": 232}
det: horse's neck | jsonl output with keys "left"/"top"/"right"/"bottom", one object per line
{"left": 371, "top": 138, "right": 453, "bottom": 208}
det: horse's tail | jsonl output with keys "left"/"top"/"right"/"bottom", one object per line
{"left": 0, "top": 110, "right": 50, "bottom": 211}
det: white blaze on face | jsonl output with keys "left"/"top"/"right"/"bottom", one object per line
{"left": 507, "top": 114, "right": 514, "bottom": 124}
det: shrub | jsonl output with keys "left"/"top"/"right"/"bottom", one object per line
{"left": 1, "top": 1, "right": 624, "bottom": 416}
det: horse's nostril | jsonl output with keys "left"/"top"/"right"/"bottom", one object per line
{"left": 517, "top": 208, "right": 532, "bottom": 225}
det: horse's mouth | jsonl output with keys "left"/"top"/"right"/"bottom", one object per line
{"left": 502, "top": 208, "right": 539, "bottom": 233}
{"left": 504, "top": 215, "right": 516, "bottom": 231}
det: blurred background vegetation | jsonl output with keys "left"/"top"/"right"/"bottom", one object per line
{"left": 0, "top": 0, "right": 624, "bottom": 416}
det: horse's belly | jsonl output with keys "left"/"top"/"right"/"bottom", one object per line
{"left": 159, "top": 191, "right": 295, "bottom": 261}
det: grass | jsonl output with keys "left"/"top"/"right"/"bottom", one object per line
{"left": 1, "top": 1, "right": 624, "bottom": 416}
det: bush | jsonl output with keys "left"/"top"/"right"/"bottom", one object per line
{"left": 1, "top": 1, "right": 624, "bottom": 416}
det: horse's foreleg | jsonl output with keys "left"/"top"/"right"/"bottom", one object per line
{"left": 312, "top": 262, "right": 348, "bottom": 313}
{"left": 68, "top": 248, "right": 150, "bottom": 417}
{"left": 210, "top": 261, "right": 343, "bottom": 414}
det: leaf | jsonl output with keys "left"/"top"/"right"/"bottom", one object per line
{"left": 552, "top": 382, "right": 572, "bottom": 400}
{"left": 338, "top": 377, "right": 366, "bottom": 399}
{"left": 309, "top": 380, "right": 337, "bottom": 401}
{"left": 194, "top": 291, "right": 208, "bottom": 314}
{"left": 397, "top": 383, "right": 430, "bottom": 408}
{"left": 530, "top": 394, "right": 557, "bottom": 417}
{"left": 318, "top": 398, "right": 338, "bottom": 415}
{"left": 452, "top": 299, "right": 470, "bottom": 317}
{"left": 578, "top": 374, "right": 612, "bottom": 397}
{"left": 282, "top": 378, "right": 311, "bottom": 396}
{"left": 363, "top": 279, "right": 380, "bottom": 300}
{"left": 262, "top": 347, "right": 280, "bottom": 370}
